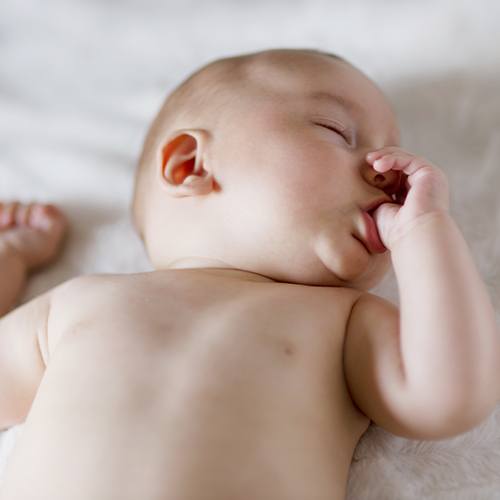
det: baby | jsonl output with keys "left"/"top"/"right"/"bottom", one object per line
{"left": 0, "top": 48, "right": 499, "bottom": 500}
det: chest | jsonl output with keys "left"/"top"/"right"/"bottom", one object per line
{"left": 50, "top": 278, "right": 370, "bottom": 439}
{"left": 7, "top": 282, "right": 370, "bottom": 500}
{"left": 74, "top": 279, "right": 358, "bottom": 371}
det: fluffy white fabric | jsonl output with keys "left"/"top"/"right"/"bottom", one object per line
{"left": 0, "top": 0, "right": 499, "bottom": 498}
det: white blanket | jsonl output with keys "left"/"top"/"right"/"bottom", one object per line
{"left": 1, "top": 0, "right": 499, "bottom": 498}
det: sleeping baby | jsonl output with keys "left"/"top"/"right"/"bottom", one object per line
{"left": 0, "top": 48, "right": 499, "bottom": 500}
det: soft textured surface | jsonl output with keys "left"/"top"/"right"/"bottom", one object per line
{"left": 0, "top": 0, "right": 499, "bottom": 498}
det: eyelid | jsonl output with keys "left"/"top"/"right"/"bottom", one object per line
{"left": 313, "top": 120, "right": 352, "bottom": 144}
{"left": 311, "top": 115, "right": 347, "bottom": 130}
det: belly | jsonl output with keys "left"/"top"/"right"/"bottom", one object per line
{"left": 0, "top": 325, "right": 367, "bottom": 500}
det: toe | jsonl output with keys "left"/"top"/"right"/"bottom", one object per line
{"left": 0, "top": 202, "right": 10, "bottom": 228}
{"left": 2, "top": 202, "right": 19, "bottom": 228}
{"left": 30, "top": 203, "right": 67, "bottom": 234}
{"left": 15, "top": 203, "right": 32, "bottom": 226}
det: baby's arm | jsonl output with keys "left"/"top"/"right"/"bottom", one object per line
{"left": 344, "top": 149, "right": 499, "bottom": 440}
{"left": 391, "top": 211, "right": 499, "bottom": 420}
{"left": 373, "top": 150, "right": 500, "bottom": 414}
{"left": 0, "top": 286, "right": 52, "bottom": 430}
{"left": 0, "top": 202, "right": 67, "bottom": 429}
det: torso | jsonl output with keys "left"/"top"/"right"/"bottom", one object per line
{"left": 0, "top": 270, "right": 370, "bottom": 500}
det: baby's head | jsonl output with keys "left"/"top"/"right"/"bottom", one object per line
{"left": 132, "top": 48, "right": 401, "bottom": 289}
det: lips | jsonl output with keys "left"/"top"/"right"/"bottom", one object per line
{"left": 357, "top": 210, "right": 387, "bottom": 254}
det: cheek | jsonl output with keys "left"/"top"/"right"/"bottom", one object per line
{"left": 264, "top": 125, "right": 330, "bottom": 182}
{"left": 220, "top": 111, "right": 345, "bottom": 210}
{"left": 265, "top": 138, "right": 354, "bottom": 223}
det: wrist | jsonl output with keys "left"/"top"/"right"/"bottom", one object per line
{"left": 389, "top": 210, "right": 453, "bottom": 253}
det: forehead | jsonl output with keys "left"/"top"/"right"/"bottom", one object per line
{"left": 244, "top": 51, "right": 400, "bottom": 141}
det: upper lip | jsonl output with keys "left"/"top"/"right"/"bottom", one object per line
{"left": 360, "top": 197, "right": 393, "bottom": 215}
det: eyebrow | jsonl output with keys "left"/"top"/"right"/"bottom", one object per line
{"left": 307, "top": 90, "right": 401, "bottom": 144}
{"left": 306, "top": 91, "right": 361, "bottom": 114}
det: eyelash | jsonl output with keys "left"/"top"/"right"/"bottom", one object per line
{"left": 316, "top": 123, "right": 351, "bottom": 144}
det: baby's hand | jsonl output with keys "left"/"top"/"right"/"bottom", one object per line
{"left": 0, "top": 202, "right": 68, "bottom": 271}
{"left": 365, "top": 147, "right": 450, "bottom": 249}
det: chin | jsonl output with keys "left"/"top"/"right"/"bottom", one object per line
{"left": 363, "top": 256, "right": 391, "bottom": 289}
{"left": 346, "top": 253, "right": 391, "bottom": 290}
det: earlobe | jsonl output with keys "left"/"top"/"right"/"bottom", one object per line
{"left": 158, "top": 129, "right": 214, "bottom": 198}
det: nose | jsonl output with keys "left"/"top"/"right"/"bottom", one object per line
{"left": 362, "top": 162, "right": 402, "bottom": 195}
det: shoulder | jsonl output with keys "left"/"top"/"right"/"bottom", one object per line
{"left": 51, "top": 272, "right": 146, "bottom": 302}
{"left": 344, "top": 291, "right": 401, "bottom": 376}
{"left": 347, "top": 291, "right": 400, "bottom": 330}
{"left": 47, "top": 273, "right": 140, "bottom": 346}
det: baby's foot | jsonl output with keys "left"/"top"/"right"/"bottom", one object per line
{"left": 0, "top": 202, "right": 68, "bottom": 271}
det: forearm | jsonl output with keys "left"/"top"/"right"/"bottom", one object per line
{"left": 391, "top": 211, "right": 499, "bottom": 412}
{"left": 0, "top": 243, "right": 27, "bottom": 317}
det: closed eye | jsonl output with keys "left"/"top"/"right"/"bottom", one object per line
{"left": 315, "top": 122, "right": 351, "bottom": 144}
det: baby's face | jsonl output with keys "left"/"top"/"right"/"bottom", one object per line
{"left": 199, "top": 53, "right": 401, "bottom": 288}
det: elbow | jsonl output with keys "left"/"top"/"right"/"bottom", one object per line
{"left": 405, "top": 390, "right": 498, "bottom": 441}
{"left": 392, "top": 371, "right": 498, "bottom": 440}
{"left": 403, "top": 351, "right": 500, "bottom": 440}
{"left": 440, "top": 401, "right": 496, "bottom": 439}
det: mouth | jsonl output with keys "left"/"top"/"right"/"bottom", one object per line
{"left": 361, "top": 210, "right": 387, "bottom": 253}
{"left": 354, "top": 195, "right": 397, "bottom": 254}
{"left": 354, "top": 205, "right": 388, "bottom": 255}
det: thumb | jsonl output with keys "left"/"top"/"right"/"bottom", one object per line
{"left": 372, "top": 202, "right": 399, "bottom": 248}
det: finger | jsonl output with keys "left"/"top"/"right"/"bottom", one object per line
{"left": 401, "top": 156, "right": 435, "bottom": 180}
{"left": 373, "top": 153, "right": 412, "bottom": 172}
{"left": 371, "top": 149, "right": 412, "bottom": 167}
{"left": 366, "top": 146, "right": 407, "bottom": 162}
{"left": 375, "top": 151, "right": 429, "bottom": 174}
{"left": 373, "top": 156, "right": 396, "bottom": 172}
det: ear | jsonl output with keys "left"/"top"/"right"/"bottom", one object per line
{"left": 157, "top": 129, "right": 214, "bottom": 198}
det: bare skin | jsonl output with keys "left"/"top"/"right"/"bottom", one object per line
{"left": 0, "top": 203, "right": 368, "bottom": 500}
{"left": 0, "top": 202, "right": 67, "bottom": 315}
{"left": 1, "top": 50, "right": 498, "bottom": 500}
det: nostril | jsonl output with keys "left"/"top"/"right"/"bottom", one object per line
{"left": 381, "top": 171, "right": 403, "bottom": 195}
